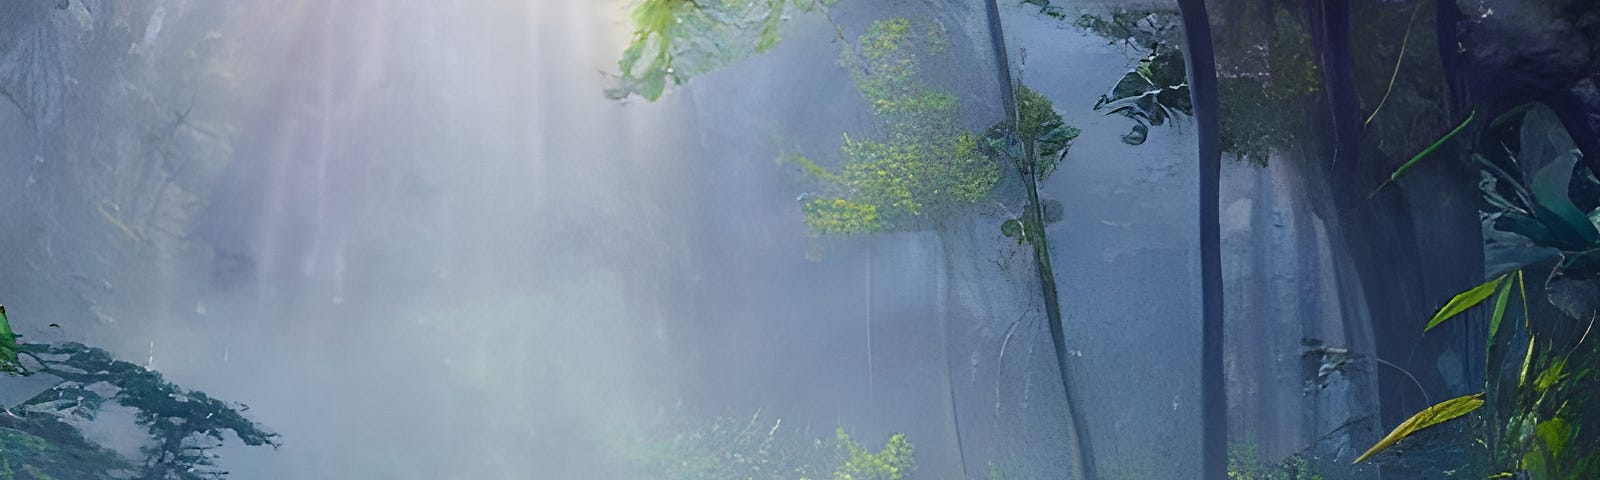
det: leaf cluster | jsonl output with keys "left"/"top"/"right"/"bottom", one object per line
{"left": 795, "top": 18, "right": 997, "bottom": 234}
{"left": 0, "top": 306, "right": 278, "bottom": 480}
{"left": 1361, "top": 104, "right": 1600, "bottom": 477}
{"left": 609, "top": 0, "right": 837, "bottom": 100}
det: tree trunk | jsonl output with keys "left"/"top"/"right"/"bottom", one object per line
{"left": 1175, "top": 1, "right": 1227, "bottom": 479}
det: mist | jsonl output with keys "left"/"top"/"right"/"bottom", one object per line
{"left": 9, "top": 0, "right": 1591, "bottom": 479}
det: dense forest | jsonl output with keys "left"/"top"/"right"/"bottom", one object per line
{"left": 1, "top": 0, "right": 1596, "bottom": 479}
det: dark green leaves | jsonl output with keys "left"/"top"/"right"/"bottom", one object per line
{"left": 23, "top": 342, "right": 278, "bottom": 479}
{"left": 1091, "top": 49, "right": 1190, "bottom": 146}
{"left": 1009, "top": 84, "right": 1080, "bottom": 180}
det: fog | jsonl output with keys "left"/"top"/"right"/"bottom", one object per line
{"left": 4, "top": 0, "right": 1531, "bottom": 479}
{"left": 7, "top": 1, "right": 1055, "bottom": 477}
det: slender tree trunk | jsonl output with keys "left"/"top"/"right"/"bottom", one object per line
{"left": 984, "top": 1, "right": 1095, "bottom": 478}
{"left": 1175, "top": 1, "right": 1227, "bottom": 479}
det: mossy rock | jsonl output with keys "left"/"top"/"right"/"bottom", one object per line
{"left": 0, "top": 418, "right": 131, "bottom": 479}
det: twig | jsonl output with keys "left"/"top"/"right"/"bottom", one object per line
{"left": 811, "top": 0, "right": 869, "bottom": 76}
{"left": 1374, "top": 356, "right": 1431, "bottom": 407}
{"left": 1363, "top": 0, "right": 1427, "bottom": 127}
{"left": 994, "top": 307, "right": 1033, "bottom": 418}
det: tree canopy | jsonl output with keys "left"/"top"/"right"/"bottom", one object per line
{"left": 791, "top": 18, "right": 998, "bottom": 234}
{"left": 0, "top": 305, "right": 278, "bottom": 480}
{"left": 607, "top": 0, "right": 839, "bottom": 100}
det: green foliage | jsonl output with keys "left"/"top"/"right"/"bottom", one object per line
{"left": 1071, "top": 10, "right": 1191, "bottom": 146}
{"left": 0, "top": 306, "right": 21, "bottom": 374}
{"left": 1371, "top": 110, "right": 1476, "bottom": 198}
{"left": 796, "top": 18, "right": 998, "bottom": 234}
{"left": 0, "top": 415, "right": 131, "bottom": 479}
{"left": 1423, "top": 271, "right": 1507, "bottom": 331}
{"left": 983, "top": 85, "right": 1075, "bottom": 245}
{"left": 622, "top": 414, "right": 914, "bottom": 480}
{"left": 1365, "top": 104, "right": 1599, "bottom": 478}
{"left": 832, "top": 428, "right": 912, "bottom": 480}
{"left": 1091, "top": 48, "right": 1190, "bottom": 146}
{"left": 1473, "top": 104, "right": 1600, "bottom": 318}
{"left": 1020, "top": 0, "right": 1066, "bottom": 20}
{"left": 1226, "top": 445, "right": 1324, "bottom": 480}
{"left": 803, "top": 197, "right": 883, "bottom": 234}
{"left": 1009, "top": 85, "right": 1080, "bottom": 180}
{"left": 17, "top": 342, "right": 280, "bottom": 480}
{"left": 609, "top": 0, "right": 838, "bottom": 100}
{"left": 0, "top": 305, "right": 277, "bottom": 480}
{"left": 1354, "top": 393, "right": 1484, "bottom": 464}
{"left": 1082, "top": 3, "right": 1319, "bottom": 163}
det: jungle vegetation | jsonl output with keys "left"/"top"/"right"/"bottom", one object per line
{"left": 1356, "top": 103, "right": 1600, "bottom": 479}
{"left": 785, "top": 17, "right": 996, "bottom": 235}
{"left": 0, "top": 305, "right": 278, "bottom": 480}
{"left": 623, "top": 414, "right": 915, "bottom": 480}
{"left": 605, "top": 1, "right": 1600, "bottom": 479}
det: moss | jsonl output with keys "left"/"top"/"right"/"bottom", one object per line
{"left": 0, "top": 420, "right": 129, "bottom": 480}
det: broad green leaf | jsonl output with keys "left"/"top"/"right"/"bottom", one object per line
{"left": 0, "top": 304, "right": 14, "bottom": 340}
{"left": 0, "top": 304, "right": 18, "bottom": 369}
{"left": 1426, "top": 274, "right": 1509, "bottom": 331}
{"left": 1529, "top": 151, "right": 1599, "bottom": 247}
{"left": 1536, "top": 417, "right": 1571, "bottom": 460}
{"left": 1371, "top": 110, "right": 1476, "bottom": 197}
{"left": 1354, "top": 393, "right": 1485, "bottom": 464}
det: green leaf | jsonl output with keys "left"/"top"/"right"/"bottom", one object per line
{"left": 1534, "top": 358, "right": 1566, "bottom": 394}
{"left": 1529, "top": 151, "right": 1599, "bottom": 247}
{"left": 1519, "top": 336, "right": 1536, "bottom": 388}
{"left": 1536, "top": 418, "right": 1570, "bottom": 459}
{"left": 1371, "top": 110, "right": 1476, "bottom": 197}
{"left": 1485, "top": 275, "right": 1516, "bottom": 376}
{"left": 1354, "top": 393, "right": 1485, "bottom": 464}
{"left": 0, "top": 305, "right": 19, "bottom": 370}
{"left": 1426, "top": 274, "right": 1509, "bottom": 331}
{"left": 0, "top": 304, "right": 13, "bottom": 341}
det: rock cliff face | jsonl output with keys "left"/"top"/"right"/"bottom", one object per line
{"left": 0, "top": 1, "right": 249, "bottom": 353}
{"left": 1457, "top": 0, "right": 1600, "bottom": 171}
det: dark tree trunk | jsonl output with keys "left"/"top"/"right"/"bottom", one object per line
{"left": 1175, "top": 1, "right": 1227, "bottom": 479}
{"left": 1306, "top": 0, "right": 1487, "bottom": 432}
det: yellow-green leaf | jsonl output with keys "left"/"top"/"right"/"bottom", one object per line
{"left": 1426, "top": 274, "right": 1509, "bottom": 331}
{"left": 1534, "top": 359, "right": 1566, "bottom": 394}
{"left": 1354, "top": 393, "right": 1485, "bottom": 464}
{"left": 1486, "top": 276, "right": 1513, "bottom": 342}
{"left": 1536, "top": 417, "right": 1570, "bottom": 459}
{"left": 1519, "top": 337, "right": 1536, "bottom": 388}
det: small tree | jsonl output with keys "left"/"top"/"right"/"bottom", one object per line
{"left": 791, "top": 18, "right": 998, "bottom": 234}
{"left": 0, "top": 305, "right": 278, "bottom": 480}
